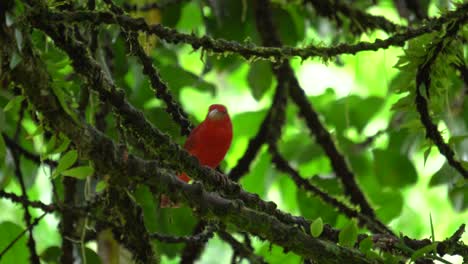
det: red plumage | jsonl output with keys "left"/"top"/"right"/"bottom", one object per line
{"left": 160, "top": 104, "right": 232, "bottom": 207}
{"left": 179, "top": 104, "right": 233, "bottom": 182}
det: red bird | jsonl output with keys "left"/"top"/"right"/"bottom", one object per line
{"left": 161, "top": 104, "right": 233, "bottom": 207}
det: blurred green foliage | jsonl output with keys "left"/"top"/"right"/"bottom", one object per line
{"left": 0, "top": 0, "right": 467, "bottom": 263}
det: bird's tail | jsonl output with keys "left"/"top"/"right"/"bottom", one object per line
{"left": 160, "top": 173, "right": 190, "bottom": 208}
{"left": 178, "top": 172, "right": 190, "bottom": 183}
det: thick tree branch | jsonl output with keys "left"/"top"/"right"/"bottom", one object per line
{"left": 26, "top": 10, "right": 312, "bottom": 233}
{"left": 36, "top": 3, "right": 468, "bottom": 61}
{"left": 1, "top": 22, "right": 383, "bottom": 264}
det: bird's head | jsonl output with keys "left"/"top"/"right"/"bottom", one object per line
{"left": 206, "top": 104, "right": 229, "bottom": 121}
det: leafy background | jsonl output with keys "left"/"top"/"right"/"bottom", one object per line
{"left": 0, "top": 0, "right": 467, "bottom": 263}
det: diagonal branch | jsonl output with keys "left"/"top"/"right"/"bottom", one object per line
{"left": 104, "top": 0, "right": 194, "bottom": 136}
{"left": 415, "top": 20, "right": 468, "bottom": 179}
{"left": 254, "top": 0, "right": 377, "bottom": 221}
{"left": 268, "top": 143, "right": 394, "bottom": 236}
{"left": 2, "top": 133, "right": 57, "bottom": 167}
{"left": 229, "top": 73, "right": 288, "bottom": 181}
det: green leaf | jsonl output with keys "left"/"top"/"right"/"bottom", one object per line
{"left": 310, "top": 217, "right": 323, "bottom": 238}
{"left": 82, "top": 247, "right": 102, "bottom": 264}
{"left": 373, "top": 149, "right": 417, "bottom": 188}
{"left": 40, "top": 246, "right": 61, "bottom": 263}
{"left": 0, "top": 221, "right": 29, "bottom": 263}
{"left": 448, "top": 135, "right": 468, "bottom": 146}
{"left": 51, "top": 84, "right": 80, "bottom": 125}
{"left": 62, "top": 166, "right": 94, "bottom": 179}
{"left": 372, "top": 190, "right": 403, "bottom": 224}
{"left": 339, "top": 220, "right": 358, "bottom": 247}
{"left": 429, "top": 162, "right": 461, "bottom": 187}
{"left": 44, "top": 135, "right": 57, "bottom": 155}
{"left": 53, "top": 150, "right": 78, "bottom": 178}
{"left": 158, "top": 64, "right": 216, "bottom": 95}
{"left": 297, "top": 177, "right": 342, "bottom": 224}
{"left": 3, "top": 95, "right": 25, "bottom": 112}
{"left": 96, "top": 180, "right": 108, "bottom": 193}
{"left": 448, "top": 183, "right": 468, "bottom": 212}
{"left": 257, "top": 243, "right": 301, "bottom": 264}
{"left": 49, "top": 135, "right": 71, "bottom": 155}
{"left": 359, "top": 236, "right": 373, "bottom": 254}
{"left": 247, "top": 61, "right": 272, "bottom": 101}
{"left": 322, "top": 96, "right": 383, "bottom": 133}
{"left": 26, "top": 125, "right": 44, "bottom": 139}
{"left": 411, "top": 243, "right": 438, "bottom": 261}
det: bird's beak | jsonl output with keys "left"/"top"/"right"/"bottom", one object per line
{"left": 208, "top": 109, "right": 225, "bottom": 120}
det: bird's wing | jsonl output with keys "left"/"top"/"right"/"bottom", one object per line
{"left": 183, "top": 123, "right": 203, "bottom": 153}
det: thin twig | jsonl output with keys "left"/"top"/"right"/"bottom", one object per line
{"left": 218, "top": 230, "right": 266, "bottom": 264}
{"left": 104, "top": 0, "right": 194, "bottom": 136}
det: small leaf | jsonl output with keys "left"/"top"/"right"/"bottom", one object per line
{"left": 51, "top": 85, "right": 80, "bottom": 125}
{"left": 53, "top": 150, "right": 78, "bottom": 178}
{"left": 247, "top": 61, "right": 273, "bottom": 101}
{"left": 339, "top": 220, "right": 358, "bottom": 247}
{"left": 310, "top": 217, "right": 323, "bottom": 238}
{"left": 82, "top": 247, "right": 102, "bottom": 264}
{"left": 3, "top": 95, "right": 25, "bottom": 112}
{"left": 9, "top": 50, "right": 22, "bottom": 70}
{"left": 62, "top": 166, "right": 94, "bottom": 179}
{"left": 44, "top": 135, "right": 57, "bottom": 155}
{"left": 40, "top": 246, "right": 61, "bottom": 263}
{"left": 49, "top": 135, "right": 71, "bottom": 155}
{"left": 26, "top": 125, "right": 44, "bottom": 139}
{"left": 429, "top": 162, "right": 460, "bottom": 187}
{"left": 359, "top": 237, "right": 373, "bottom": 253}
{"left": 96, "top": 180, "right": 108, "bottom": 193}
{"left": 411, "top": 243, "right": 438, "bottom": 261}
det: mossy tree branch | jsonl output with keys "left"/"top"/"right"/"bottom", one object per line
{"left": 34, "top": 3, "right": 468, "bottom": 62}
